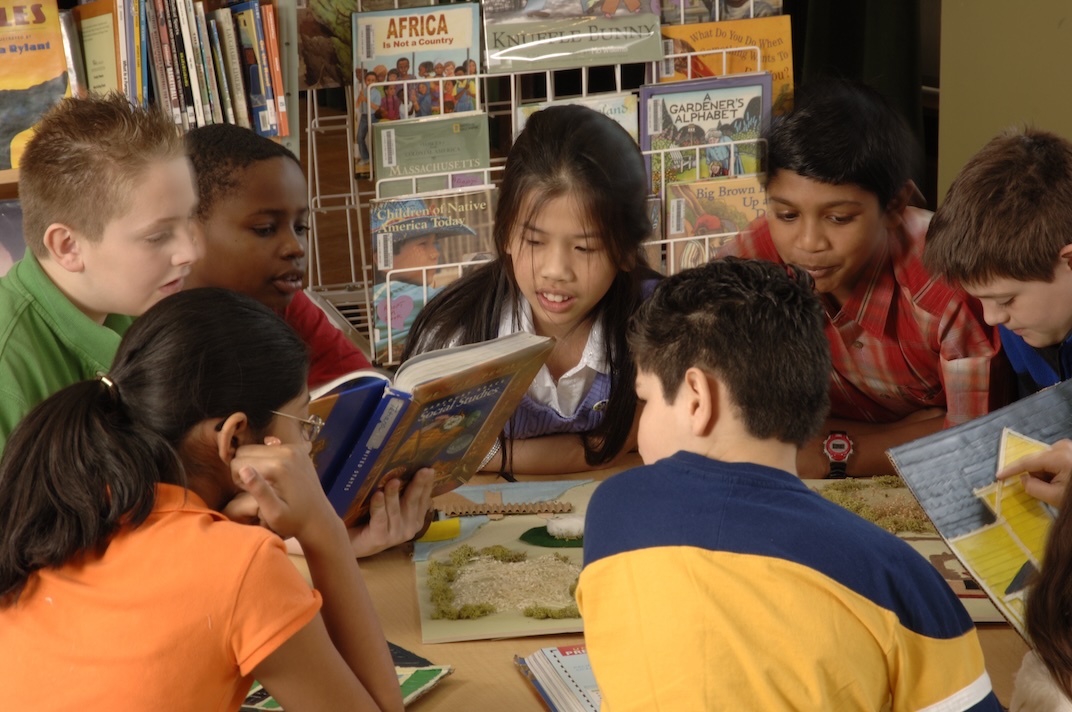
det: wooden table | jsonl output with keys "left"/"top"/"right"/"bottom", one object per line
{"left": 297, "top": 460, "right": 1030, "bottom": 710}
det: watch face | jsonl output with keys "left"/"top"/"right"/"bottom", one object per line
{"left": 824, "top": 433, "right": 853, "bottom": 462}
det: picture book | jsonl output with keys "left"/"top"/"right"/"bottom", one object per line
{"left": 369, "top": 186, "right": 497, "bottom": 365}
{"left": 659, "top": 174, "right": 766, "bottom": 274}
{"left": 0, "top": 199, "right": 23, "bottom": 277}
{"left": 308, "top": 332, "right": 554, "bottom": 526}
{"left": 352, "top": 2, "right": 481, "bottom": 127}
{"left": 515, "top": 644, "right": 600, "bottom": 712}
{"left": 414, "top": 479, "right": 597, "bottom": 643}
{"left": 296, "top": 0, "right": 430, "bottom": 90}
{"left": 658, "top": 15, "right": 793, "bottom": 116}
{"left": 639, "top": 73, "right": 771, "bottom": 194}
{"left": 0, "top": 0, "right": 69, "bottom": 170}
{"left": 241, "top": 641, "right": 453, "bottom": 710}
{"left": 886, "top": 379, "right": 1072, "bottom": 637}
{"left": 482, "top": 0, "right": 662, "bottom": 74}
{"left": 371, "top": 112, "right": 491, "bottom": 197}
{"left": 516, "top": 92, "right": 638, "bottom": 143}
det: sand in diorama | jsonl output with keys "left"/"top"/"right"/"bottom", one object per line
{"left": 806, "top": 477, "right": 1003, "bottom": 623}
{"left": 415, "top": 480, "right": 597, "bottom": 644}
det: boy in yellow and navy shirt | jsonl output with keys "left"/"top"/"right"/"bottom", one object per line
{"left": 576, "top": 258, "right": 1001, "bottom": 711}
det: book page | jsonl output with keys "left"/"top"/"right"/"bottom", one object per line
{"left": 888, "top": 381, "right": 1072, "bottom": 638}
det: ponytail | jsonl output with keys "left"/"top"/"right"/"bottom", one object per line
{"left": 0, "top": 379, "right": 182, "bottom": 605}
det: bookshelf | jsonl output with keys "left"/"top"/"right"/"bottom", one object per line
{"left": 0, "top": 0, "right": 300, "bottom": 201}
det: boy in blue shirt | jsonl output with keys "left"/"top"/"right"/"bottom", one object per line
{"left": 577, "top": 258, "right": 1001, "bottom": 711}
{"left": 925, "top": 126, "right": 1072, "bottom": 400}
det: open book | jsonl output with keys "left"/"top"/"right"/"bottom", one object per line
{"left": 886, "top": 379, "right": 1072, "bottom": 637}
{"left": 515, "top": 644, "right": 600, "bottom": 712}
{"left": 309, "top": 332, "right": 554, "bottom": 525}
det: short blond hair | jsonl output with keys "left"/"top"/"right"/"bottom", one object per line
{"left": 19, "top": 93, "right": 184, "bottom": 257}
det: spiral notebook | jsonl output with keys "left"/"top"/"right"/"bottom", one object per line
{"left": 515, "top": 644, "right": 600, "bottom": 712}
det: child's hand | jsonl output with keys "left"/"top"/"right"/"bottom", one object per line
{"left": 230, "top": 437, "right": 341, "bottom": 543}
{"left": 996, "top": 439, "right": 1072, "bottom": 508}
{"left": 348, "top": 468, "right": 436, "bottom": 557}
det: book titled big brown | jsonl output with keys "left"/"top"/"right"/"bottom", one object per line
{"left": 310, "top": 332, "right": 553, "bottom": 525}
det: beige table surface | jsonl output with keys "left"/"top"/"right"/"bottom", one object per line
{"left": 295, "top": 458, "right": 1030, "bottom": 710}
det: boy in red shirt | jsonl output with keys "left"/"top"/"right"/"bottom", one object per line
{"left": 718, "top": 79, "right": 1009, "bottom": 478}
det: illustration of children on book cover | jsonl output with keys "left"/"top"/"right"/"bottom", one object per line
{"left": 352, "top": 3, "right": 480, "bottom": 128}
{"left": 640, "top": 74, "right": 770, "bottom": 194}
{"left": 483, "top": 0, "right": 663, "bottom": 74}
{"left": 371, "top": 188, "right": 497, "bottom": 365}
{"left": 0, "top": 0, "right": 69, "bottom": 170}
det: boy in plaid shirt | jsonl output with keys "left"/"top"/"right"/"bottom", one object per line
{"left": 718, "top": 79, "right": 1010, "bottom": 478}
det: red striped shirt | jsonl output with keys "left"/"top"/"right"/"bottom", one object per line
{"left": 718, "top": 209, "right": 1007, "bottom": 425}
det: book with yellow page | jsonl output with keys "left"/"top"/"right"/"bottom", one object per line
{"left": 0, "top": 0, "right": 69, "bottom": 170}
{"left": 887, "top": 380, "right": 1072, "bottom": 637}
{"left": 658, "top": 15, "right": 793, "bottom": 116}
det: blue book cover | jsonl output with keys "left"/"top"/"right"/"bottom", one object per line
{"left": 230, "top": 0, "right": 278, "bottom": 136}
{"left": 326, "top": 332, "right": 554, "bottom": 525}
{"left": 309, "top": 374, "right": 389, "bottom": 494}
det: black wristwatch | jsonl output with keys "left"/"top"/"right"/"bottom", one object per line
{"left": 822, "top": 431, "right": 853, "bottom": 479}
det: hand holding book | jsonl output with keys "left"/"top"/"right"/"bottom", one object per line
{"left": 348, "top": 467, "right": 436, "bottom": 557}
{"left": 309, "top": 332, "right": 554, "bottom": 527}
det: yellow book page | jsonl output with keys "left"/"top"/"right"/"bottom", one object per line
{"left": 660, "top": 15, "right": 793, "bottom": 115}
{"left": 0, "top": 1, "right": 69, "bottom": 168}
{"left": 948, "top": 428, "right": 1054, "bottom": 635}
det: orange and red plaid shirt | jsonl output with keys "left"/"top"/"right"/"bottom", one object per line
{"left": 718, "top": 208, "right": 1008, "bottom": 425}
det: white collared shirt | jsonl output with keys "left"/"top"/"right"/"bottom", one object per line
{"left": 499, "top": 295, "right": 608, "bottom": 417}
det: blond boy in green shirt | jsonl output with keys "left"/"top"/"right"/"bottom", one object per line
{"left": 0, "top": 94, "right": 200, "bottom": 453}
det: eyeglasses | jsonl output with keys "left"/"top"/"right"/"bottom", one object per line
{"left": 270, "top": 411, "right": 324, "bottom": 442}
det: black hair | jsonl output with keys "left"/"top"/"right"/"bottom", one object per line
{"left": 185, "top": 123, "right": 301, "bottom": 220}
{"left": 1027, "top": 489, "right": 1072, "bottom": 700}
{"left": 403, "top": 104, "right": 660, "bottom": 466}
{"left": 0, "top": 288, "right": 308, "bottom": 605}
{"left": 767, "top": 78, "right": 919, "bottom": 210}
{"left": 629, "top": 257, "right": 830, "bottom": 447}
